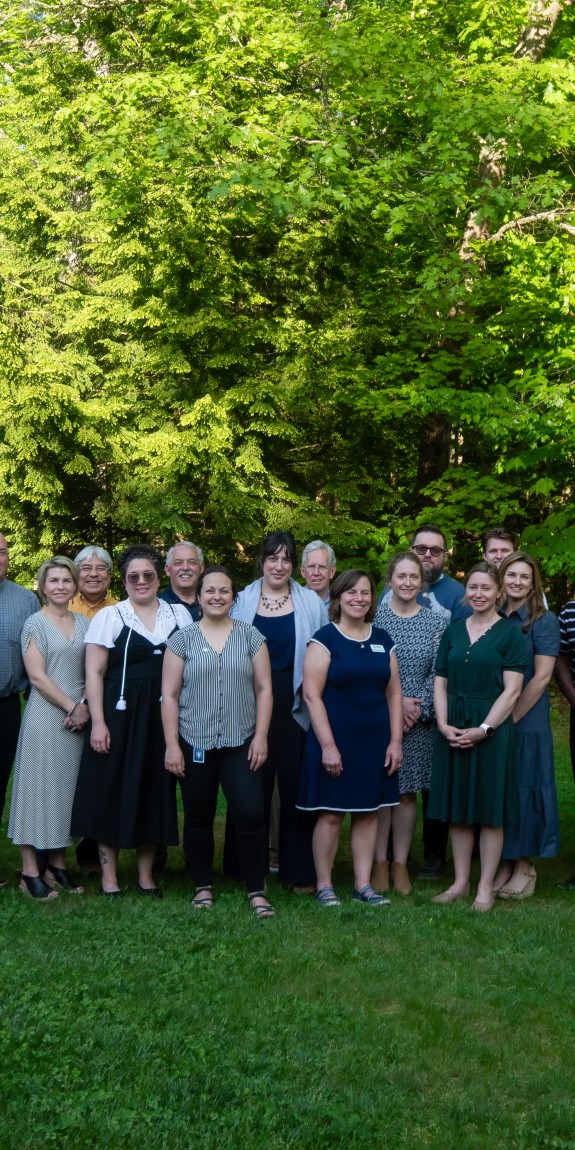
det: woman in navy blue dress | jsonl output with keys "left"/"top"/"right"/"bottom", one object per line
{"left": 298, "top": 570, "right": 403, "bottom": 905}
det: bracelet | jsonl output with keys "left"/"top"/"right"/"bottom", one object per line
{"left": 66, "top": 698, "right": 88, "bottom": 717}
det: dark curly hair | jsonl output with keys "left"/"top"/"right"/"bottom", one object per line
{"left": 117, "top": 544, "right": 164, "bottom": 582}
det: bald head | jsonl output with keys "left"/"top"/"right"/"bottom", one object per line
{"left": 0, "top": 534, "right": 8, "bottom": 582}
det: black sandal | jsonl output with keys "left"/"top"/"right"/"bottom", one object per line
{"left": 44, "top": 864, "right": 84, "bottom": 894}
{"left": 20, "top": 874, "right": 58, "bottom": 900}
{"left": 247, "top": 891, "right": 275, "bottom": 919}
{"left": 192, "top": 886, "right": 214, "bottom": 908}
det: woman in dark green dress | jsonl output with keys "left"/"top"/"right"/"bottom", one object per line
{"left": 428, "top": 563, "right": 527, "bottom": 912}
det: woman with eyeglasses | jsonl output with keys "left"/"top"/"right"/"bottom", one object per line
{"left": 71, "top": 545, "right": 190, "bottom": 895}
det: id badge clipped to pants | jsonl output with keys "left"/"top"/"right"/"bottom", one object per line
{"left": 192, "top": 747, "right": 205, "bottom": 764}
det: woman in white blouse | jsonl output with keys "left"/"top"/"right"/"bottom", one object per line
{"left": 161, "top": 566, "right": 274, "bottom": 917}
{"left": 71, "top": 545, "right": 190, "bottom": 895}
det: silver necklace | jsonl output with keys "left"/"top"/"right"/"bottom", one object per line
{"left": 261, "top": 590, "right": 290, "bottom": 611}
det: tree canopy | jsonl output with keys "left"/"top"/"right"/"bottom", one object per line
{"left": 1, "top": 0, "right": 574, "bottom": 582}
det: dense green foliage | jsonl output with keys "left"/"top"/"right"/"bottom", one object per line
{"left": 1, "top": 0, "right": 575, "bottom": 580}
{"left": 1, "top": 706, "right": 575, "bottom": 1149}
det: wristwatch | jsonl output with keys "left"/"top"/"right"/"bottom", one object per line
{"left": 480, "top": 723, "right": 494, "bottom": 738}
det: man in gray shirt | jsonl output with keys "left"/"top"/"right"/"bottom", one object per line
{"left": 0, "top": 532, "right": 39, "bottom": 878}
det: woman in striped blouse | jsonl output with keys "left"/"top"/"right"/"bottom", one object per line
{"left": 161, "top": 566, "right": 274, "bottom": 917}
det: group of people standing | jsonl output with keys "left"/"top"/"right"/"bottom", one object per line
{"left": 0, "top": 521, "right": 573, "bottom": 915}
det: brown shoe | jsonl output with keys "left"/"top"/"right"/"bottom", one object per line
{"left": 370, "top": 860, "right": 390, "bottom": 892}
{"left": 391, "top": 862, "right": 412, "bottom": 896}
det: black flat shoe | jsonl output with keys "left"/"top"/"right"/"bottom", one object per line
{"left": 44, "top": 864, "right": 84, "bottom": 894}
{"left": 100, "top": 886, "right": 125, "bottom": 897}
{"left": 138, "top": 885, "right": 163, "bottom": 898}
{"left": 20, "top": 874, "right": 58, "bottom": 900}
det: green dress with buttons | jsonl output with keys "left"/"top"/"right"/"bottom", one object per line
{"left": 428, "top": 618, "right": 527, "bottom": 826}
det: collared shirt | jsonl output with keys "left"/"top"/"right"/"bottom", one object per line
{"left": 85, "top": 599, "right": 190, "bottom": 647}
{"left": 0, "top": 578, "right": 40, "bottom": 696}
{"left": 167, "top": 620, "right": 266, "bottom": 750}
{"left": 158, "top": 584, "right": 201, "bottom": 621}
{"left": 69, "top": 591, "right": 118, "bottom": 620}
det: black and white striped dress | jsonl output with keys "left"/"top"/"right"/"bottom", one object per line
{"left": 8, "top": 612, "right": 88, "bottom": 849}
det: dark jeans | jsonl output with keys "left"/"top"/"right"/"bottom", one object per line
{"left": 0, "top": 693, "right": 22, "bottom": 826}
{"left": 180, "top": 737, "right": 267, "bottom": 892}
{"left": 421, "top": 787, "right": 449, "bottom": 862}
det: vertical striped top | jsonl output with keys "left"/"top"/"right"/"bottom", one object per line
{"left": 166, "top": 620, "right": 266, "bottom": 750}
{"left": 559, "top": 600, "right": 575, "bottom": 679}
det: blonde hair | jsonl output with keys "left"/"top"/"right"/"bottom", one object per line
{"left": 37, "top": 556, "right": 79, "bottom": 600}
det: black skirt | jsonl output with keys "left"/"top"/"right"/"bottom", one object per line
{"left": 71, "top": 625, "right": 178, "bottom": 848}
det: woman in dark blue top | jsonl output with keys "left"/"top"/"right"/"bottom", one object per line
{"left": 298, "top": 570, "right": 403, "bottom": 906}
{"left": 493, "top": 552, "right": 560, "bottom": 900}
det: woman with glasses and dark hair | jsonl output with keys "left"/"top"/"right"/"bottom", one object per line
{"left": 297, "top": 569, "right": 403, "bottom": 905}
{"left": 71, "top": 545, "right": 190, "bottom": 895}
{"left": 224, "top": 531, "right": 327, "bottom": 891}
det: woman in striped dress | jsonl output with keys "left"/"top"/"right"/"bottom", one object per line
{"left": 9, "top": 556, "right": 89, "bottom": 899}
{"left": 161, "top": 566, "right": 274, "bottom": 917}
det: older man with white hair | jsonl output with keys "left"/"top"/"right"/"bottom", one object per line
{"left": 70, "top": 546, "right": 117, "bottom": 619}
{"left": 159, "top": 540, "right": 205, "bottom": 620}
{"left": 301, "top": 540, "right": 336, "bottom": 606}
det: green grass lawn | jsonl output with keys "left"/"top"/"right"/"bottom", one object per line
{"left": 1, "top": 698, "right": 575, "bottom": 1149}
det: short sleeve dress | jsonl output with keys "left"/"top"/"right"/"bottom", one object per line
{"left": 427, "top": 617, "right": 527, "bottom": 826}
{"left": 502, "top": 607, "right": 560, "bottom": 859}
{"left": 297, "top": 623, "right": 400, "bottom": 813}
{"left": 8, "top": 612, "right": 89, "bottom": 850}
{"left": 374, "top": 602, "right": 447, "bottom": 794}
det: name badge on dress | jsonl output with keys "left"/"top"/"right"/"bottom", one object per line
{"left": 193, "top": 748, "right": 205, "bottom": 764}
{"left": 370, "top": 644, "right": 385, "bottom": 653}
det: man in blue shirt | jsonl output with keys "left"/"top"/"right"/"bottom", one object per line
{"left": 159, "top": 541, "right": 205, "bottom": 621}
{"left": 0, "top": 532, "right": 39, "bottom": 882}
{"left": 410, "top": 524, "right": 469, "bottom": 623}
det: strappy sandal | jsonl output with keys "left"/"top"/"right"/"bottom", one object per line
{"left": 20, "top": 874, "right": 58, "bottom": 900}
{"left": 192, "top": 886, "right": 214, "bottom": 909}
{"left": 315, "top": 885, "right": 341, "bottom": 906}
{"left": 247, "top": 891, "right": 275, "bottom": 918}
{"left": 352, "top": 884, "right": 390, "bottom": 906}
{"left": 44, "top": 864, "right": 84, "bottom": 894}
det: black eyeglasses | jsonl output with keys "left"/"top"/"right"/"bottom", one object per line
{"left": 126, "top": 571, "right": 156, "bottom": 585}
{"left": 412, "top": 545, "right": 446, "bottom": 558}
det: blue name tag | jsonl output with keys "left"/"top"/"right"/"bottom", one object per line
{"left": 193, "top": 747, "right": 205, "bottom": 764}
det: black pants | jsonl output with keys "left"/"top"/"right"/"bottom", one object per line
{"left": 224, "top": 671, "right": 316, "bottom": 886}
{"left": 180, "top": 738, "right": 267, "bottom": 892}
{"left": 0, "top": 693, "right": 22, "bottom": 825}
{"left": 570, "top": 709, "right": 575, "bottom": 785}
{"left": 421, "top": 788, "right": 449, "bottom": 862}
